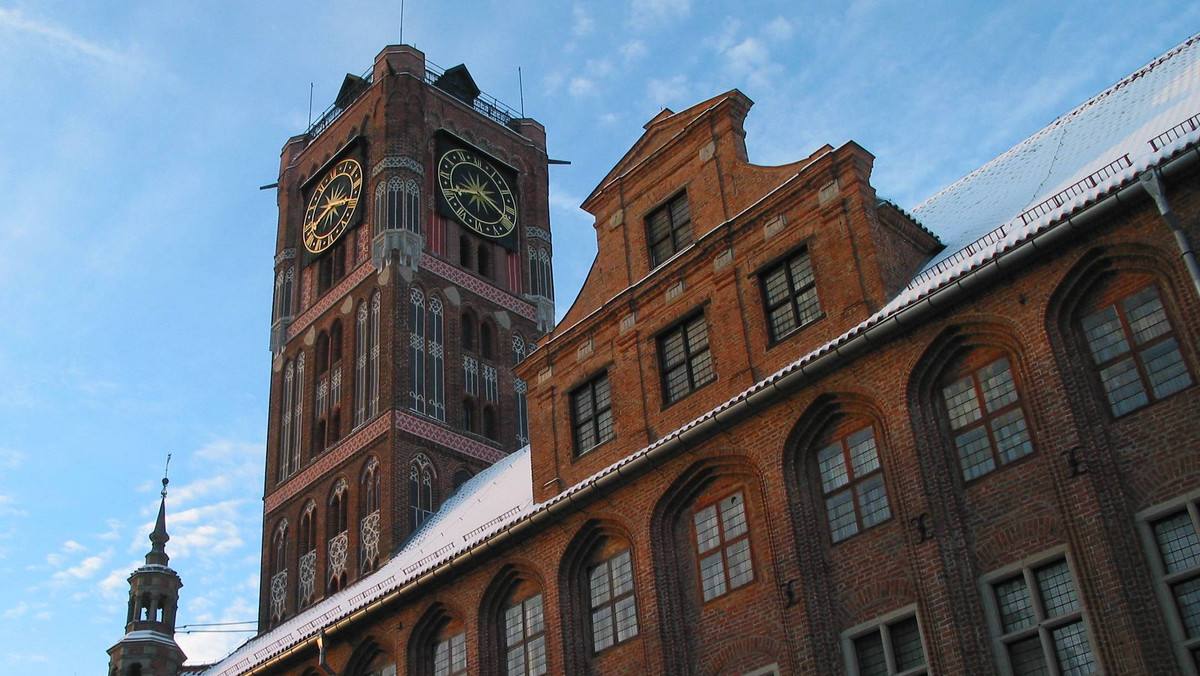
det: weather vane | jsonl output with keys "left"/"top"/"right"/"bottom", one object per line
{"left": 162, "top": 453, "right": 172, "bottom": 498}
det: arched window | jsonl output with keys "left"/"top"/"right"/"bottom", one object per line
{"left": 409, "top": 604, "right": 468, "bottom": 676}
{"left": 273, "top": 266, "right": 294, "bottom": 323}
{"left": 411, "top": 288, "right": 427, "bottom": 415}
{"left": 269, "top": 519, "right": 289, "bottom": 625}
{"left": 513, "top": 334, "right": 529, "bottom": 446}
{"left": 315, "top": 322, "right": 343, "bottom": 452}
{"left": 376, "top": 175, "right": 420, "bottom": 236}
{"left": 428, "top": 295, "right": 446, "bottom": 421}
{"left": 279, "top": 358, "right": 301, "bottom": 481}
{"left": 484, "top": 571, "right": 548, "bottom": 676}
{"left": 328, "top": 479, "right": 349, "bottom": 593}
{"left": 528, "top": 246, "right": 554, "bottom": 299}
{"left": 480, "top": 322, "right": 495, "bottom": 361}
{"left": 938, "top": 350, "right": 1033, "bottom": 481}
{"left": 1076, "top": 276, "right": 1192, "bottom": 416}
{"left": 483, "top": 405, "right": 498, "bottom": 441}
{"left": 461, "top": 399, "right": 476, "bottom": 434}
{"left": 298, "top": 501, "right": 317, "bottom": 610}
{"left": 813, "top": 420, "right": 891, "bottom": 542}
{"left": 361, "top": 457, "right": 382, "bottom": 573}
{"left": 405, "top": 179, "right": 421, "bottom": 234}
{"left": 410, "top": 454, "right": 436, "bottom": 531}
{"left": 461, "top": 310, "right": 477, "bottom": 351}
{"left": 560, "top": 524, "right": 640, "bottom": 671}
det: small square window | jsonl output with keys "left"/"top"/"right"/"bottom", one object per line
{"left": 646, "top": 192, "right": 693, "bottom": 268}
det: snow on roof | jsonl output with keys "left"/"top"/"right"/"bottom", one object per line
{"left": 199, "top": 33, "right": 1200, "bottom": 676}
{"left": 197, "top": 448, "right": 534, "bottom": 675}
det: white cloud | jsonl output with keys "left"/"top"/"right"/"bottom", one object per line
{"left": 0, "top": 9, "right": 139, "bottom": 69}
{"left": 764, "top": 16, "right": 793, "bottom": 42}
{"left": 619, "top": 40, "right": 647, "bottom": 65}
{"left": 98, "top": 518, "right": 123, "bottom": 541}
{"left": 4, "top": 601, "right": 28, "bottom": 619}
{"left": 99, "top": 562, "right": 140, "bottom": 599}
{"left": 568, "top": 77, "right": 596, "bottom": 98}
{"left": 52, "top": 551, "right": 109, "bottom": 582}
{"left": 176, "top": 594, "right": 258, "bottom": 663}
{"left": 571, "top": 4, "right": 594, "bottom": 37}
{"left": 0, "top": 448, "right": 23, "bottom": 470}
{"left": 0, "top": 494, "right": 26, "bottom": 517}
{"left": 61, "top": 540, "right": 86, "bottom": 553}
{"left": 629, "top": 0, "right": 691, "bottom": 31}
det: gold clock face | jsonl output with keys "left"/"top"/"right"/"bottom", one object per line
{"left": 437, "top": 148, "right": 518, "bottom": 238}
{"left": 302, "top": 158, "right": 364, "bottom": 254}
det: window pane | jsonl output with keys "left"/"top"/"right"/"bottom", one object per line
{"left": 789, "top": 253, "right": 815, "bottom": 289}
{"left": 1008, "top": 635, "right": 1050, "bottom": 676}
{"left": 690, "top": 348, "right": 715, "bottom": 388}
{"left": 995, "top": 575, "right": 1035, "bottom": 632}
{"left": 796, "top": 286, "right": 822, "bottom": 325}
{"left": 527, "top": 635, "right": 547, "bottom": 676}
{"left": 1081, "top": 306, "right": 1129, "bottom": 364}
{"left": 991, "top": 408, "right": 1033, "bottom": 464}
{"left": 853, "top": 631, "right": 888, "bottom": 676}
{"left": 1050, "top": 620, "right": 1096, "bottom": 676}
{"left": 1099, "top": 357, "right": 1149, "bottom": 415}
{"left": 505, "top": 604, "right": 524, "bottom": 646}
{"left": 953, "top": 426, "right": 996, "bottom": 481}
{"left": 763, "top": 267, "right": 791, "bottom": 305}
{"left": 589, "top": 562, "right": 611, "bottom": 607}
{"left": 1154, "top": 511, "right": 1200, "bottom": 574}
{"left": 615, "top": 595, "right": 639, "bottom": 642}
{"left": 719, "top": 493, "right": 748, "bottom": 539}
{"left": 943, "top": 376, "right": 982, "bottom": 430}
{"left": 826, "top": 489, "right": 858, "bottom": 542}
{"left": 847, "top": 427, "right": 880, "bottom": 476}
{"left": 699, "top": 551, "right": 727, "bottom": 600}
{"left": 525, "top": 594, "right": 545, "bottom": 636}
{"left": 818, "top": 442, "right": 850, "bottom": 492}
{"left": 592, "top": 606, "right": 614, "bottom": 652}
{"left": 1142, "top": 338, "right": 1191, "bottom": 399}
{"left": 611, "top": 550, "right": 635, "bottom": 596}
{"left": 1124, "top": 286, "right": 1170, "bottom": 345}
{"left": 506, "top": 646, "right": 525, "bottom": 675}
{"left": 979, "top": 359, "right": 1019, "bottom": 412}
{"left": 768, "top": 304, "right": 797, "bottom": 338}
{"left": 694, "top": 505, "right": 721, "bottom": 553}
{"left": 1035, "top": 560, "right": 1079, "bottom": 618}
{"left": 857, "top": 475, "right": 891, "bottom": 528}
{"left": 891, "top": 616, "right": 926, "bottom": 670}
{"left": 1174, "top": 577, "right": 1200, "bottom": 637}
{"left": 726, "top": 538, "right": 754, "bottom": 589}
{"left": 661, "top": 331, "right": 686, "bottom": 368}
{"left": 434, "top": 639, "right": 450, "bottom": 676}
{"left": 451, "top": 633, "right": 467, "bottom": 672}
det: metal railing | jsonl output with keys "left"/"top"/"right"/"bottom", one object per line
{"left": 425, "top": 59, "right": 522, "bottom": 128}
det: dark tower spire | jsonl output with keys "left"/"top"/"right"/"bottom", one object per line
{"left": 107, "top": 456, "right": 187, "bottom": 676}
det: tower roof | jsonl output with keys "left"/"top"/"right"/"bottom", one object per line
{"left": 146, "top": 477, "right": 171, "bottom": 566}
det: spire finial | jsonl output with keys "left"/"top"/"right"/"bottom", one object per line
{"left": 146, "top": 454, "right": 172, "bottom": 566}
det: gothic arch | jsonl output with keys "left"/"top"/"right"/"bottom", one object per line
{"left": 344, "top": 634, "right": 394, "bottom": 676}
{"left": 558, "top": 518, "right": 642, "bottom": 674}
{"left": 408, "top": 601, "right": 469, "bottom": 676}
{"left": 478, "top": 562, "right": 549, "bottom": 676}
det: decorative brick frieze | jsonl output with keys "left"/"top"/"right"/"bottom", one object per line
{"left": 265, "top": 414, "right": 389, "bottom": 512}
{"left": 394, "top": 410, "right": 506, "bottom": 463}
{"left": 423, "top": 255, "right": 537, "bottom": 321}
{"left": 286, "top": 261, "right": 376, "bottom": 341}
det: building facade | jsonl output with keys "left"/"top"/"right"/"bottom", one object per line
{"left": 123, "top": 35, "right": 1200, "bottom": 676}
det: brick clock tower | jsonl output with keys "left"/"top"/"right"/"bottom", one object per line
{"left": 260, "top": 45, "right": 554, "bottom": 630}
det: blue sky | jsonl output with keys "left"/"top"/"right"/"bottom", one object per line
{"left": 0, "top": 1, "right": 1195, "bottom": 672}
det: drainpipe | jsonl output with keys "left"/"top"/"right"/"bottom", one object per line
{"left": 1140, "top": 168, "right": 1200, "bottom": 300}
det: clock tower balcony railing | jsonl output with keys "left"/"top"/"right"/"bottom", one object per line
{"left": 526, "top": 294, "right": 555, "bottom": 334}
{"left": 372, "top": 227, "right": 423, "bottom": 271}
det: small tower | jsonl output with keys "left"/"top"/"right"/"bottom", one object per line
{"left": 107, "top": 475, "right": 186, "bottom": 676}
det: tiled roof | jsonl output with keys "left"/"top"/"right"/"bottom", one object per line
{"left": 196, "top": 32, "right": 1200, "bottom": 676}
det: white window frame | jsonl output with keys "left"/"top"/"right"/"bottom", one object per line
{"left": 1136, "top": 485, "right": 1200, "bottom": 676}
{"left": 841, "top": 605, "right": 928, "bottom": 676}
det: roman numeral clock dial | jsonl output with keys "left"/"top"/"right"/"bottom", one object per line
{"left": 302, "top": 158, "right": 364, "bottom": 254}
{"left": 437, "top": 148, "right": 518, "bottom": 238}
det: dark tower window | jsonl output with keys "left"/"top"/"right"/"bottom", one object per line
{"left": 478, "top": 244, "right": 491, "bottom": 278}
{"left": 460, "top": 235, "right": 472, "bottom": 268}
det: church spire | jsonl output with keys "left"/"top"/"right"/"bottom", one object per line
{"left": 146, "top": 474, "right": 171, "bottom": 566}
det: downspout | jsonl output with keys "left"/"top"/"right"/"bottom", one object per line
{"left": 1140, "top": 167, "right": 1200, "bottom": 300}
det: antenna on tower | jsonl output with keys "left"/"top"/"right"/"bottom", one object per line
{"left": 399, "top": 0, "right": 406, "bottom": 45}
{"left": 518, "top": 67, "right": 525, "bottom": 118}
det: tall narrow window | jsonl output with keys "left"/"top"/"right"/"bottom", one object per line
{"left": 479, "top": 244, "right": 492, "bottom": 279}
{"left": 528, "top": 247, "right": 554, "bottom": 299}
{"left": 464, "top": 356, "right": 480, "bottom": 396}
{"left": 940, "top": 355, "right": 1033, "bottom": 481}
{"left": 588, "top": 549, "right": 639, "bottom": 653}
{"left": 646, "top": 192, "right": 692, "bottom": 268}
{"left": 269, "top": 519, "right": 288, "bottom": 626}
{"left": 816, "top": 425, "right": 891, "bottom": 542}
{"left": 1080, "top": 283, "right": 1191, "bottom": 417}
{"left": 504, "top": 593, "right": 547, "bottom": 676}
{"left": 315, "top": 323, "right": 344, "bottom": 452}
{"left": 410, "top": 454, "right": 436, "bottom": 531}
{"left": 1145, "top": 499, "right": 1200, "bottom": 672}
{"left": 693, "top": 491, "right": 753, "bottom": 601}
{"left": 411, "top": 288, "right": 427, "bottom": 415}
{"left": 279, "top": 358, "right": 298, "bottom": 481}
{"left": 298, "top": 502, "right": 317, "bottom": 610}
{"left": 360, "top": 457, "right": 381, "bottom": 573}
{"left": 659, "top": 313, "right": 715, "bottom": 404}
{"left": 429, "top": 296, "right": 446, "bottom": 421}
{"left": 356, "top": 300, "right": 369, "bottom": 425}
{"left": 571, "top": 372, "right": 614, "bottom": 456}
{"left": 760, "top": 248, "right": 821, "bottom": 342}
{"left": 273, "top": 266, "right": 294, "bottom": 323}
{"left": 376, "top": 175, "right": 421, "bottom": 234}
{"left": 327, "top": 479, "right": 349, "bottom": 593}
{"left": 405, "top": 179, "right": 421, "bottom": 233}
{"left": 434, "top": 631, "right": 468, "bottom": 676}
{"left": 986, "top": 557, "right": 1096, "bottom": 674}
{"left": 368, "top": 291, "right": 381, "bottom": 418}
{"left": 513, "top": 334, "right": 529, "bottom": 446}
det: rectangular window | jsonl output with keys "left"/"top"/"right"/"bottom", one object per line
{"left": 434, "top": 632, "right": 467, "bottom": 676}
{"left": 760, "top": 248, "right": 821, "bottom": 342}
{"left": 844, "top": 610, "right": 927, "bottom": 676}
{"left": 505, "top": 594, "right": 547, "bottom": 676}
{"left": 818, "top": 426, "right": 891, "bottom": 543}
{"left": 647, "top": 192, "right": 693, "bottom": 268}
{"left": 693, "top": 491, "right": 754, "bottom": 601}
{"left": 1142, "top": 495, "right": 1200, "bottom": 673}
{"left": 571, "top": 372, "right": 615, "bottom": 455}
{"left": 1080, "top": 285, "right": 1191, "bottom": 417}
{"left": 659, "top": 313, "right": 716, "bottom": 404}
{"left": 588, "top": 549, "right": 639, "bottom": 652}
{"left": 941, "top": 356, "right": 1033, "bottom": 482}
{"left": 984, "top": 555, "right": 1096, "bottom": 675}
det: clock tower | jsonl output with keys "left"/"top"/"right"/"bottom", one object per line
{"left": 259, "top": 45, "right": 553, "bottom": 630}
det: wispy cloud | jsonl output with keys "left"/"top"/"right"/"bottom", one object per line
{"left": 51, "top": 550, "right": 110, "bottom": 583}
{"left": 0, "top": 448, "right": 24, "bottom": 470}
{"left": 629, "top": 0, "right": 691, "bottom": 31}
{"left": 571, "top": 4, "right": 594, "bottom": 37}
{"left": 0, "top": 9, "right": 139, "bottom": 69}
